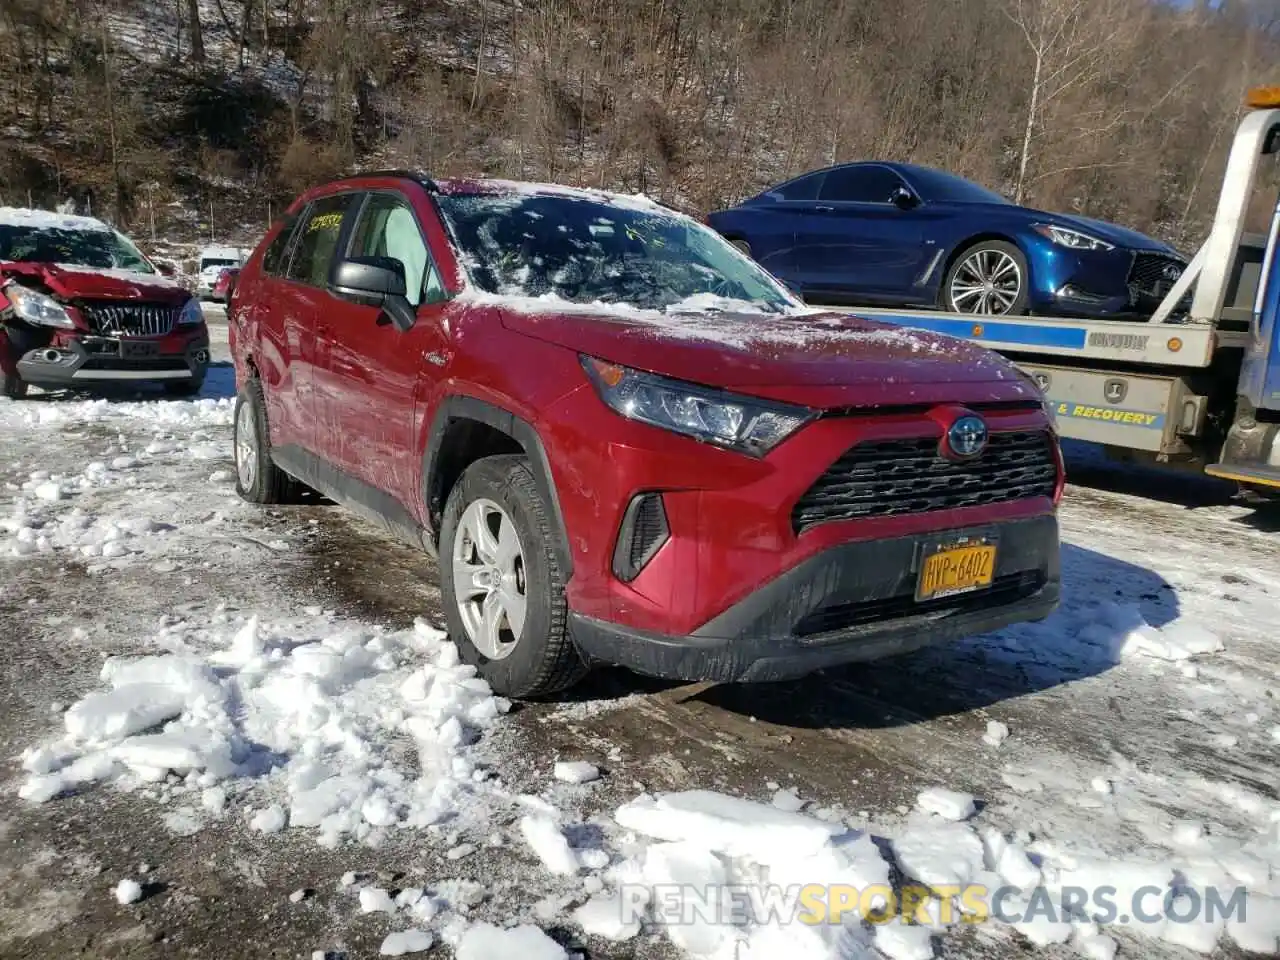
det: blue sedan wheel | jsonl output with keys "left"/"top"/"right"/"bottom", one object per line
{"left": 943, "top": 240, "right": 1029, "bottom": 315}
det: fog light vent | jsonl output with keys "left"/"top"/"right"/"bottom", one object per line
{"left": 612, "top": 492, "right": 670, "bottom": 582}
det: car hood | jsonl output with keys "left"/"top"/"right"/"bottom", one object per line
{"left": 0, "top": 261, "right": 191, "bottom": 304}
{"left": 1021, "top": 208, "right": 1179, "bottom": 255}
{"left": 492, "top": 301, "right": 1040, "bottom": 408}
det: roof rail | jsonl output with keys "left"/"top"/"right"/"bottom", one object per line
{"left": 334, "top": 169, "right": 439, "bottom": 191}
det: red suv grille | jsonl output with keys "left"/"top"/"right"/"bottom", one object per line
{"left": 80, "top": 302, "right": 179, "bottom": 338}
{"left": 792, "top": 431, "right": 1057, "bottom": 532}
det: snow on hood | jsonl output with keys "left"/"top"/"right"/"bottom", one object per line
{"left": 54, "top": 263, "right": 184, "bottom": 289}
{"left": 461, "top": 290, "right": 1038, "bottom": 407}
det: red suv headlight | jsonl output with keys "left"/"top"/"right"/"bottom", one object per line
{"left": 580, "top": 355, "right": 814, "bottom": 457}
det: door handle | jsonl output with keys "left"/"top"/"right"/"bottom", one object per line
{"left": 814, "top": 204, "right": 835, "bottom": 213}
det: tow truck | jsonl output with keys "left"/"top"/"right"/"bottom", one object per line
{"left": 817, "top": 87, "right": 1280, "bottom": 498}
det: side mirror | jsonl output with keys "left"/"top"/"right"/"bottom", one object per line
{"left": 890, "top": 187, "right": 918, "bottom": 210}
{"left": 154, "top": 260, "right": 176, "bottom": 277}
{"left": 330, "top": 256, "right": 416, "bottom": 332}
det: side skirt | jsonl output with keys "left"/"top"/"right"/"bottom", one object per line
{"left": 271, "top": 444, "right": 436, "bottom": 557}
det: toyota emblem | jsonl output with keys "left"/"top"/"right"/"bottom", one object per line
{"left": 945, "top": 414, "right": 989, "bottom": 460}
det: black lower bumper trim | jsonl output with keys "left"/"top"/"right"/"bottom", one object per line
{"left": 16, "top": 335, "right": 209, "bottom": 387}
{"left": 569, "top": 514, "right": 1060, "bottom": 683}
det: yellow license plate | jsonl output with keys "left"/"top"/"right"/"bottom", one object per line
{"left": 916, "top": 542, "right": 996, "bottom": 601}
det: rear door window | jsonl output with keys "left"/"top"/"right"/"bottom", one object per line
{"left": 286, "top": 193, "right": 358, "bottom": 287}
{"left": 772, "top": 172, "right": 825, "bottom": 201}
{"left": 818, "top": 166, "right": 909, "bottom": 204}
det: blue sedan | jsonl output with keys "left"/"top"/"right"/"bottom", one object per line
{"left": 706, "top": 162, "right": 1188, "bottom": 318}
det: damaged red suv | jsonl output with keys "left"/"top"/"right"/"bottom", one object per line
{"left": 230, "top": 173, "right": 1063, "bottom": 698}
{"left": 0, "top": 208, "right": 210, "bottom": 398}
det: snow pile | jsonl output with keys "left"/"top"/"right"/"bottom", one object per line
{"left": 1073, "top": 602, "right": 1225, "bottom": 663}
{"left": 915, "top": 787, "right": 976, "bottom": 822}
{"left": 583, "top": 789, "right": 1280, "bottom": 959}
{"left": 582, "top": 791, "right": 891, "bottom": 956}
{"left": 455, "top": 922, "right": 567, "bottom": 960}
{"left": 18, "top": 615, "right": 512, "bottom": 849}
{"left": 379, "top": 929, "right": 433, "bottom": 956}
{"left": 113, "top": 878, "right": 143, "bottom": 905}
{"left": 552, "top": 760, "right": 600, "bottom": 784}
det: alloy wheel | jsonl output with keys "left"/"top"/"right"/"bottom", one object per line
{"left": 235, "top": 401, "right": 257, "bottom": 490}
{"left": 949, "top": 249, "right": 1022, "bottom": 314}
{"left": 452, "top": 498, "right": 527, "bottom": 660}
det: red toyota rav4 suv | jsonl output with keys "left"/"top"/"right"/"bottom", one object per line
{"left": 0, "top": 208, "right": 209, "bottom": 398}
{"left": 230, "top": 172, "right": 1063, "bottom": 698}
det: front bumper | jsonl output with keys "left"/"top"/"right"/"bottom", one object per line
{"left": 16, "top": 331, "right": 210, "bottom": 387}
{"left": 1028, "top": 244, "right": 1187, "bottom": 319}
{"left": 569, "top": 514, "right": 1060, "bottom": 682}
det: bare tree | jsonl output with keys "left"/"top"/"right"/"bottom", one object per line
{"left": 1002, "top": 0, "right": 1133, "bottom": 203}
{"left": 186, "top": 0, "right": 205, "bottom": 63}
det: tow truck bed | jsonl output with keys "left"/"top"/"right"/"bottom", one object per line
{"left": 811, "top": 305, "right": 1222, "bottom": 456}
{"left": 814, "top": 306, "right": 1218, "bottom": 368}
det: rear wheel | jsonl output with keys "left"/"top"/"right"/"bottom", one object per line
{"left": 440, "top": 454, "right": 586, "bottom": 699}
{"left": 942, "top": 240, "right": 1029, "bottom": 315}
{"left": 233, "top": 378, "right": 299, "bottom": 503}
{"left": 729, "top": 238, "right": 753, "bottom": 257}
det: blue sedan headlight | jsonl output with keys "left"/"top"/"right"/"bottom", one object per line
{"left": 1032, "top": 223, "right": 1114, "bottom": 252}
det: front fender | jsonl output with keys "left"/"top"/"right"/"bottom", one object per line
{"left": 421, "top": 395, "right": 574, "bottom": 577}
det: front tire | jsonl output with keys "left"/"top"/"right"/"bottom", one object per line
{"left": 2, "top": 370, "right": 27, "bottom": 400}
{"left": 440, "top": 454, "right": 586, "bottom": 699}
{"left": 233, "top": 378, "right": 299, "bottom": 504}
{"left": 941, "top": 240, "right": 1029, "bottom": 315}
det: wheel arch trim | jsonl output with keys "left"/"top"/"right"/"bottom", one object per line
{"left": 423, "top": 396, "right": 573, "bottom": 577}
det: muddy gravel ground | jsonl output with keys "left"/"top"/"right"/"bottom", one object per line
{"left": 0, "top": 321, "right": 1276, "bottom": 960}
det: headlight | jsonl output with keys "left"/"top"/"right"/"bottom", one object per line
{"left": 177, "top": 298, "right": 204, "bottom": 326}
{"left": 581, "top": 356, "right": 813, "bottom": 457}
{"left": 4, "top": 284, "right": 76, "bottom": 329}
{"left": 1032, "top": 224, "right": 1114, "bottom": 252}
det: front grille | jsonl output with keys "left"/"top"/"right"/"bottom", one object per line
{"left": 792, "top": 431, "right": 1057, "bottom": 532}
{"left": 80, "top": 301, "right": 179, "bottom": 337}
{"left": 1127, "top": 252, "right": 1185, "bottom": 301}
{"left": 794, "top": 570, "right": 1046, "bottom": 639}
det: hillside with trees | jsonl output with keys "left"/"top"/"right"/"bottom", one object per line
{"left": 0, "top": 0, "right": 1276, "bottom": 249}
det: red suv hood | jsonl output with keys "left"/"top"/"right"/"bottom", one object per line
{"left": 494, "top": 303, "right": 1039, "bottom": 408}
{"left": 0, "top": 262, "right": 190, "bottom": 305}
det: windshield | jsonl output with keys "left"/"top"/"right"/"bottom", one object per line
{"left": 201, "top": 258, "right": 239, "bottom": 271}
{"left": 434, "top": 193, "right": 799, "bottom": 313}
{"left": 0, "top": 225, "right": 155, "bottom": 272}
{"left": 906, "top": 167, "right": 1010, "bottom": 205}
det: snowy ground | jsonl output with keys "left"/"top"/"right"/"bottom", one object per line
{"left": 0, "top": 318, "right": 1277, "bottom": 959}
